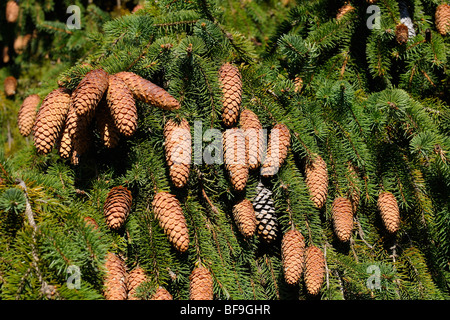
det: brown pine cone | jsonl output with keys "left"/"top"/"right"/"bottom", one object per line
{"left": 33, "top": 88, "right": 71, "bottom": 155}
{"left": 395, "top": 23, "right": 409, "bottom": 45}
{"left": 189, "top": 266, "right": 213, "bottom": 300}
{"left": 336, "top": 3, "right": 354, "bottom": 21}
{"left": 6, "top": 1, "right": 19, "bottom": 23}
{"left": 151, "top": 286, "right": 173, "bottom": 300}
{"left": 58, "top": 105, "right": 75, "bottom": 159}
{"left": 103, "top": 186, "right": 132, "bottom": 230}
{"left": 223, "top": 128, "right": 249, "bottom": 191}
{"left": 106, "top": 74, "right": 137, "bottom": 137}
{"left": 17, "top": 94, "right": 40, "bottom": 137}
{"left": 281, "top": 228, "right": 305, "bottom": 285}
{"left": 152, "top": 191, "right": 189, "bottom": 253}
{"left": 305, "top": 154, "right": 329, "bottom": 209}
{"left": 63, "top": 99, "right": 93, "bottom": 164}
{"left": 331, "top": 197, "right": 354, "bottom": 242}
{"left": 72, "top": 68, "right": 109, "bottom": 118}
{"left": 219, "top": 63, "right": 242, "bottom": 127}
{"left": 261, "top": 123, "right": 291, "bottom": 177}
{"left": 83, "top": 216, "right": 99, "bottom": 230}
{"left": 104, "top": 252, "right": 127, "bottom": 300}
{"left": 96, "top": 99, "right": 121, "bottom": 148}
{"left": 304, "top": 246, "right": 325, "bottom": 296}
{"left": 347, "top": 163, "right": 361, "bottom": 214}
{"left": 115, "top": 71, "right": 180, "bottom": 110}
{"left": 239, "top": 109, "right": 263, "bottom": 170}
{"left": 377, "top": 191, "right": 400, "bottom": 233}
{"left": 13, "top": 34, "right": 32, "bottom": 55}
{"left": 436, "top": 4, "right": 450, "bottom": 35}
{"left": 164, "top": 118, "right": 191, "bottom": 188}
{"left": 127, "top": 266, "right": 147, "bottom": 300}
{"left": 4, "top": 76, "right": 17, "bottom": 96}
{"left": 232, "top": 198, "right": 257, "bottom": 238}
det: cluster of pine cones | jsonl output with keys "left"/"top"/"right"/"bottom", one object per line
{"left": 17, "top": 68, "right": 180, "bottom": 164}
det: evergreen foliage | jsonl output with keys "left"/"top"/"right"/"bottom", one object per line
{"left": 0, "top": 0, "right": 449, "bottom": 300}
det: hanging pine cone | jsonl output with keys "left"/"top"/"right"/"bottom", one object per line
{"left": 189, "top": 266, "right": 214, "bottom": 300}
{"left": 305, "top": 154, "right": 329, "bottom": 209}
{"left": 253, "top": 182, "right": 278, "bottom": 242}
{"left": 336, "top": 3, "right": 354, "bottom": 21}
{"left": 17, "top": 94, "right": 40, "bottom": 137}
{"left": 13, "top": 34, "right": 32, "bottom": 55}
{"left": 103, "top": 186, "right": 132, "bottom": 230}
{"left": 127, "top": 266, "right": 147, "bottom": 300}
{"left": 96, "top": 99, "right": 121, "bottom": 149}
{"left": 261, "top": 123, "right": 291, "bottom": 177}
{"left": 331, "top": 197, "right": 354, "bottom": 242}
{"left": 151, "top": 286, "right": 173, "bottom": 300}
{"left": 239, "top": 109, "right": 263, "bottom": 170}
{"left": 164, "top": 118, "right": 191, "bottom": 188}
{"left": 72, "top": 68, "right": 109, "bottom": 118}
{"left": 33, "top": 88, "right": 71, "bottom": 155}
{"left": 281, "top": 228, "right": 305, "bottom": 285}
{"left": 232, "top": 198, "right": 257, "bottom": 238}
{"left": 84, "top": 216, "right": 99, "bottom": 230}
{"left": 63, "top": 98, "right": 93, "bottom": 164}
{"left": 377, "top": 191, "right": 400, "bottom": 233}
{"left": 395, "top": 23, "right": 409, "bottom": 45}
{"left": 436, "top": 4, "right": 450, "bottom": 35}
{"left": 223, "top": 128, "right": 249, "bottom": 191}
{"left": 219, "top": 63, "right": 242, "bottom": 127}
{"left": 104, "top": 252, "right": 127, "bottom": 300}
{"left": 152, "top": 191, "right": 189, "bottom": 253}
{"left": 115, "top": 71, "right": 180, "bottom": 110}
{"left": 58, "top": 105, "right": 75, "bottom": 159}
{"left": 106, "top": 74, "right": 137, "bottom": 137}
{"left": 6, "top": 1, "right": 19, "bottom": 23}
{"left": 304, "top": 246, "right": 325, "bottom": 296}
{"left": 4, "top": 76, "right": 17, "bottom": 96}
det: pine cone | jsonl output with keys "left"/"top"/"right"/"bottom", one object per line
{"left": 336, "top": 3, "right": 354, "bottom": 20}
{"left": 164, "top": 118, "right": 191, "bottom": 188}
{"left": 33, "top": 88, "right": 71, "bottom": 155}
{"left": 96, "top": 99, "right": 120, "bottom": 148}
{"left": 127, "top": 267, "right": 147, "bottom": 300}
{"left": 4, "top": 76, "right": 17, "bottom": 96}
{"left": 223, "top": 128, "right": 249, "bottom": 191}
{"left": 72, "top": 68, "right": 109, "bottom": 117}
{"left": 331, "top": 197, "right": 354, "bottom": 242}
{"left": 84, "top": 216, "right": 99, "bottom": 230}
{"left": 395, "top": 23, "right": 409, "bottom": 44}
{"left": 261, "top": 123, "right": 291, "bottom": 177}
{"left": 219, "top": 63, "right": 242, "bottom": 127}
{"left": 6, "top": 1, "right": 19, "bottom": 23}
{"left": 104, "top": 252, "right": 127, "bottom": 300}
{"left": 63, "top": 99, "right": 93, "bottom": 164}
{"left": 17, "top": 94, "right": 40, "bottom": 137}
{"left": 377, "top": 191, "right": 400, "bottom": 233}
{"left": 106, "top": 74, "right": 137, "bottom": 137}
{"left": 103, "top": 186, "right": 132, "bottom": 230}
{"left": 305, "top": 154, "right": 329, "bottom": 209}
{"left": 304, "top": 246, "right": 325, "bottom": 296}
{"left": 115, "top": 71, "right": 180, "bottom": 110}
{"left": 13, "top": 34, "right": 32, "bottom": 55}
{"left": 3, "top": 46, "right": 10, "bottom": 64}
{"left": 152, "top": 191, "right": 189, "bottom": 253}
{"left": 436, "top": 4, "right": 450, "bottom": 35}
{"left": 281, "top": 228, "right": 305, "bottom": 285}
{"left": 232, "top": 198, "right": 257, "bottom": 238}
{"left": 189, "top": 266, "right": 214, "bottom": 300}
{"left": 58, "top": 105, "right": 75, "bottom": 159}
{"left": 151, "top": 286, "right": 173, "bottom": 300}
{"left": 253, "top": 182, "right": 278, "bottom": 242}
{"left": 239, "top": 109, "right": 263, "bottom": 170}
